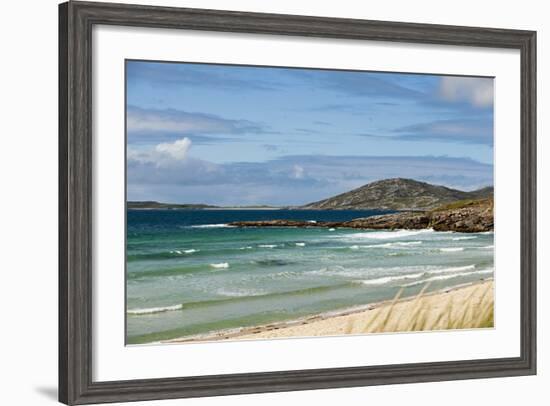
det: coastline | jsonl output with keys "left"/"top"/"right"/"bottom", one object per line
{"left": 228, "top": 198, "right": 493, "bottom": 233}
{"left": 163, "top": 279, "right": 494, "bottom": 344}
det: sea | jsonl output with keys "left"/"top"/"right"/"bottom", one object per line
{"left": 126, "top": 209, "right": 494, "bottom": 344}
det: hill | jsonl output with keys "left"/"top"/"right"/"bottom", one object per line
{"left": 301, "top": 178, "right": 493, "bottom": 210}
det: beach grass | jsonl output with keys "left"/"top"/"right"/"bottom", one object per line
{"left": 352, "top": 281, "right": 494, "bottom": 334}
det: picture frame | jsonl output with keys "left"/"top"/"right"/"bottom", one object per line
{"left": 59, "top": 1, "right": 537, "bottom": 404}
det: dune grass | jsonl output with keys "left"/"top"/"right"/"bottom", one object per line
{"left": 348, "top": 281, "right": 494, "bottom": 334}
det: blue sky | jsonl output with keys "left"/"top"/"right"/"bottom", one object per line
{"left": 126, "top": 60, "right": 494, "bottom": 206}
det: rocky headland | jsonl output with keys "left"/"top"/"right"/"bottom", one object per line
{"left": 230, "top": 198, "right": 493, "bottom": 233}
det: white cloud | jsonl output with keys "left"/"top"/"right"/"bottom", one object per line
{"left": 155, "top": 137, "right": 192, "bottom": 160}
{"left": 128, "top": 137, "right": 193, "bottom": 167}
{"left": 393, "top": 118, "right": 493, "bottom": 145}
{"left": 438, "top": 77, "right": 494, "bottom": 108}
{"left": 127, "top": 106, "right": 263, "bottom": 135}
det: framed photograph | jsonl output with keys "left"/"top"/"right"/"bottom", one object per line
{"left": 59, "top": 1, "right": 536, "bottom": 404}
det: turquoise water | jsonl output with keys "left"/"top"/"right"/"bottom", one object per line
{"left": 126, "top": 209, "right": 494, "bottom": 344}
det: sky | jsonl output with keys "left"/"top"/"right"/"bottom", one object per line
{"left": 126, "top": 60, "right": 494, "bottom": 206}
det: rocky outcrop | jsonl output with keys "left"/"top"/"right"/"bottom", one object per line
{"left": 344, "top": 212, "right": 431, "bottom": 230}
{"left": 230, "top": 199, "right": 493, "bottom": 233}
{"left": 428, "top": 200, "right": 493, "bottom": 232}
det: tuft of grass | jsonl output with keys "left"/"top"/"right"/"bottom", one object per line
{"left": 355, "top": 282, "right": 494, "bottom": 334}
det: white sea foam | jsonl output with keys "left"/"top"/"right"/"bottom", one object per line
{"left": 344, "top": 228, "right": 434, "bottom": 240}
{"left": 171, "top": 248, "right": 198, "bottom": 255}
{"left": 258, "top": 244, "right": 278, "bottom": 248}
{"left": 350, "top": 241, "right": 422, "bottom": 249}
{"left": 127, "top": 304, "right": 183, "bottom": 315}
{"left": 270, "top": 271, "right": 301, "bottom": 280}
{"left": 477, "top": 245, "right": 495, "bottom": 250}
{"left": 440, "top": 247, "right": 464, "bottom": 252}
{"left": 452, "top": 236, "right": 477, "bottom": 241}
{"left": 395, "top": 241, "right": 423, "bottom": 246}
{"left": 295, "top": 242, "right": 306, "bottom": 247}
{"left": 313, "top": 264, "right": 478, "bottom": 282}
{"left": 401, "top": 269, "right": 493, "bottom": 287}
{"left": 429, "top": 265, "right": 476, "bottom": 274}
{"left": 191, "top": 224, "right": 234, "bottom": 228}
{"left": 210, "top": 262, "right": 229, "bottom": 269}
{"left": 307, "top": 220, "right": 317, "bottom": 224}
{"left": 357, "top": 272, "right": 425, "bottom": 285}
{"left": 329, "top": 228, "right": 336, "bottom": 231}
{"left": 216, "top": 288, "right": 264, "bottom": 297}
{"left": 239, "top": 246, "right": 253, "bottom": 250}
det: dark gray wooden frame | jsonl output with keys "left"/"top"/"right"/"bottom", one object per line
{"left": 59, "top": 1, "right": 537, "bottom": 404}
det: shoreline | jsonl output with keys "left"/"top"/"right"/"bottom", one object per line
{"left": 163, "top": 278, "right": 493, "bottom": 344}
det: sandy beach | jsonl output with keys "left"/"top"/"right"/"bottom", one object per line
{"left": 165, "top": 279, "right": 494, "bottom": 344}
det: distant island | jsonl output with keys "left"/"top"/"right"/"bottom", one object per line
{"left": 127, "top": 201, "right": 279, "bottom": 210}
{"left": 127, "top": 201, "right": 218, "bottom": 210}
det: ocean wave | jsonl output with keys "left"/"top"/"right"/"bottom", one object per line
{"left": 130, "top": 283, "right": 354, "bottom": 316}
{"left": 295, "top": 242, "right": 306, "bottom": 247}
{"left": 350, "top": 241, "right": 422, "bottom": 250}
{"left": 128, "top": 248, "right": 200, "bottom": 261}
{"left": 386, "top": 252, "right": 410, "bottom": 257}
{"left": 216, "top": 287, "right": 266, "bottom": 297}
{"left": 127, "top": 304, "right": 183, "bottom": 315}
{"left": 191, "top": 224, "right": 234, "bottom": 228}
{"left": 329, "top": 228, "right": 336, "bottom": 231}
{"left": 357, "top": 272, "right": 425, "bottom": 285}
{"left": 268, "top": 270, "right": 301, "bottom": 280}
{"left": 401, "top": 269, "right": 493, "bottom": 287}
{"left": 312, "top": 264, "right": 478, "bottom": 281}
{"left": 440, "top": 247, "right": 464, "bottom": 252}
{"left": 429, "top": 264, "right": 476, "bottom": 274}
{"left": 239, "top": 246, "right": 254, "bottom": 250}
{"left": 210, "top": 262, "right": 229, "bottom": 269}
{"left": 253, "top": 259, "right": 294, "bottom": 267}
{"left": 258, "top": 244, "right": 278, "bottom": 248}
{"left": 344, "top": 228, "right": 434, "bottom": 240}
{"left": 452, "top": 236, "right": 477, "bottom": 241}
{"left": 168, "top": 248, "right": 198, "bottom": 255}
{"left": 477, "top": 245, "right": 494, "bottom": 250}
{"left": 310, "top": 265, "right": 420, "bottom": 279}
